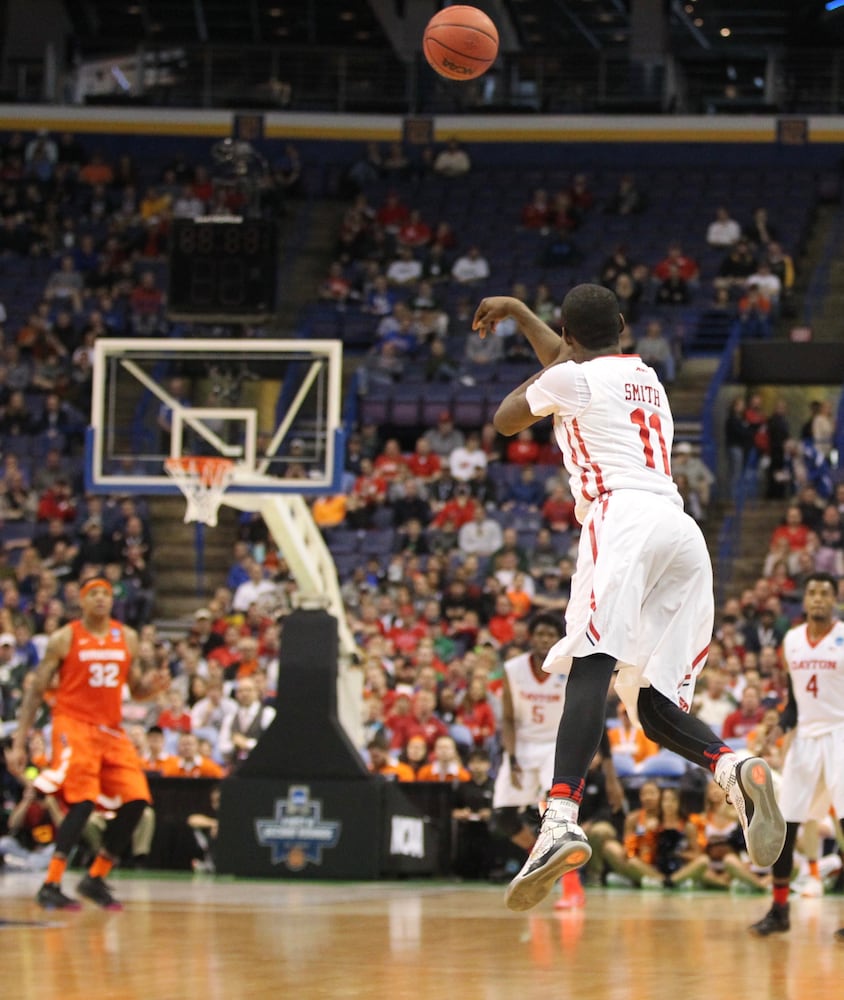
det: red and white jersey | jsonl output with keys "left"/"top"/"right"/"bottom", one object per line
{"left": 505, "top": 652, "right": 568, "bottom": 747}
{"left": 783, "top": 620, "right": 844, "bottom": 737}
{"left": 526, "top": 355, "right": 682, "bottom": 524}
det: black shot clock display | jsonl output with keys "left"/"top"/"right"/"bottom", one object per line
{"left": 168, "top": 217, "right": 278, "bottom": 319}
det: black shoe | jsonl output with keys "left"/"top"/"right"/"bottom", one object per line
{"left": 750, "top": 903, "right": 790, "bottom": 936}
{"left": 36, "top": 882, "right": 82, "bottom": 911}
{"left": 835, "top": 927, "right": 844, "bottom": 944}
{"left": 77, "top": 874, "right": 123, "bottom": 910}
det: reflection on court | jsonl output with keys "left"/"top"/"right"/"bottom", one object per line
{"left": 1, "top": 874, "right": 842, "bottom": 999}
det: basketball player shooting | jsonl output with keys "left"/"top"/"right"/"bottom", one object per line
{"left": 472, "top": 284, "right": 786, "bottom": 911}
{"left": 8, "top": 578, "right": 170, "bottom": 910}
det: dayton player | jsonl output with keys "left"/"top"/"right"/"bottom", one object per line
{"left": 493, "top": 612, "right": 622, "bottom": 908}
{"left": 492, "top": 614, "right": 569, "bottom": 852}
{"left": 750, "top": 571, "right": 844, "bottom": 941}
{"left": 474, "top": 284, "right": 785, "bottom": 911}
{"left": 9, "top": 578, "right": 169, "bottom": 910}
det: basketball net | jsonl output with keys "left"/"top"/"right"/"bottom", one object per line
{"left": 164, "top": 456, "right": 236, "bottom": 527}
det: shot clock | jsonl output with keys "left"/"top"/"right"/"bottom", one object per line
{"left": 167, "top": 217, "right": 278, "bottom": 319}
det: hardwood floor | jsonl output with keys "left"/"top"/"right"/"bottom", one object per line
{"left": 1, "top": 873, "right": 843, "bottom": 999}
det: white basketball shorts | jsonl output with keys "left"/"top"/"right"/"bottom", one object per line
{"left": 542, "top": 489, "right": 714, "bottom": 726}
{"left": 778, "top": 729, "right": 844, "bottom": 822}
{"left": 492, "top": 740, "right": 555, "bottom": 809}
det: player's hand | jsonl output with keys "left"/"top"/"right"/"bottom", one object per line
{"left": 472, "top": 296, "right": 522, "bottom": 338}
{"left": 509, "top": 761, "right": 523, "bottom": 790}
{"left": 144, "top": 667, "right": 171, "bottom": 696}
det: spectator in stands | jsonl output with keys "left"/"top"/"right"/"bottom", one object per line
{"left": 743, "top": 206, "right": 778, "bottom": 249}
{"left": 417, "top": 734, "right": 471, "bottom": 782}
{"left": 601, "top": 778, "right": 663, "bottom": 888}
{"left": 724, "top": 395, "right": 752, "bottom": 494}
{"left": 521, "top": 188, "right": 552, "bottom": 231}
{"left": 232, "top": 559, "right": 280, "bottom": 616}
{"left": 770, "top": 504, "right": 810, "bottom": 553}
{"left": 653, "top": 241, "right": 699, "bottom": 285}
{"left": 765, "top": 242, "right": 795, "bottom": 315}
{"left": 636, "top": 319, "right": 676, "bottom": 383}
{"left": 815, "top": 504, "right": 844, "bottom": 576}
{"left": 671, "top": 443, "right": 715, "bottom": 509}
{"left": 540, "top": 484, "right": 576, "bottom": 535}
{"left": 605, "top": 174, "right": 646, "bottom": 215}
{"left": 721, "top": 684, "right": 765, "bottom": 742}
{"left": 217, "top": 676, "right": 275, "bottom": 768}
{"left": 810, "top": 400, "right": 835, "bottom": 461}
{"left": 43, "top": 255, "right": 84, "bottom": 314}
{"left": 532, "top": 282, "right": 558, "bottom": 325}
{"left": 139, "top": 725, "right": 176, "bottom": 773}
{"left": 32, "top": 393, "right": 86, "bottom": 451}
{"left": 396, "top": 209, "right": 431, "bottom": 250}
{"left": 692, "top": 670, "right": 736, "bottom": 732}
{"left": 655, "top": 263, "right": 691, "bottom": 306}
{"left": 318, "top": 261, "right": 352, "bottom": 304}
{"left": 160, "top": 732, "right": 224, "bottom": 779}
{"left": 433, "top": 138, "right": 471, "bottom": 178}
{"left": 78, "top": 150, "right": 113, "bottom": 186}
{"left": 607, "top": 701, "right": 659, "bottom": 768}
{"left": 451, "top": 245, "right": 490, "bottom": 285}
{"left": 423, "top": 411, "right": 464, "bottom": 459}
{"left": 449, "top": 433, "right": 487, "bottom": 483}
{"left": 458, "top": 506, "right": 503, "bottom": 559}
{"left": 129, "top": 270, "right": 165, "bottom": 331}
{"left": 746, "top": 260, "right": 781, "bottom": 308}
{"left": 190, "top": 679, "right": 236, "bottom": 745}
{"left": 421, "top": 337, "right": 458, "bottom": 382}
{"left": 155, "top": 683, "right": 192, "bottom": 735}
{"left": 367, "top": 732, "right": 416, "bottom": 781}
{"left": 385, "top": 245, "right": 423, "bottom": 288}
{"left": 714, "top": 238, "right": 757, "bottom": 294}
{"left": 506, "top": 428, "right": 540, "bottom": 465}
{"left": 499, "top": 467, "right": 541, "bottom": 514}
{"left": 35, "top": 478, "right": 76, "bottom": 525}
{"left": 430, "top": 486, "right": 477, "bottom": 548}
{"left": 549, "top": 190, "right": 579, "bottom": 233}
{"left": 706, "top": 206, "right": 742, "bottom": 248}
{"left": 612, "top": 272, "right": 642, "bottom": 324}
{"left": 191, "top": 607, "right": 225, "bottom": 658}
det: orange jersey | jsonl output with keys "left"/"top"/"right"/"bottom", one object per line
{"left": 54, "top": 619, "right": 133, "bottom": 729}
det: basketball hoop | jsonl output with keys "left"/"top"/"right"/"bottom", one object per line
{"left": 164, "top": 456, "right": 236, "bottom": 527}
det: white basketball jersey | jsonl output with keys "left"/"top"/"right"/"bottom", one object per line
{"left": 783, "top": 620, "right": 844, "bottom": 737}
{"left": 527, "top": 355, "right": 682, "bottom": 524}
{"left": 505, "top": 652, "right": 568, "bottom": 746}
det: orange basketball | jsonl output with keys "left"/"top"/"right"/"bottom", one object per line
{"left": 423, "top": 5, "right": 499, "bottom": 81}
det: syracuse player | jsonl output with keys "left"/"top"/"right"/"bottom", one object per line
{"left": 9, "top": 577, "right": 170, "bottom": 910}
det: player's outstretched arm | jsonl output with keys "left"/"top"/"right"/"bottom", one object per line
{"left": 472, "top": 296, "right": 562, "bottom": 367}
{"left": 493, "top": 369, "right": 547, "bottom": 436}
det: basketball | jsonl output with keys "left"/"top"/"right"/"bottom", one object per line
{"left": 423, "top": 5, "right": 499, "bottom": 81}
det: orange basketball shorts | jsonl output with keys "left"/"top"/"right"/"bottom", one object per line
{"left": 35, "top": 715, "right": 151, "bottom": 808}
